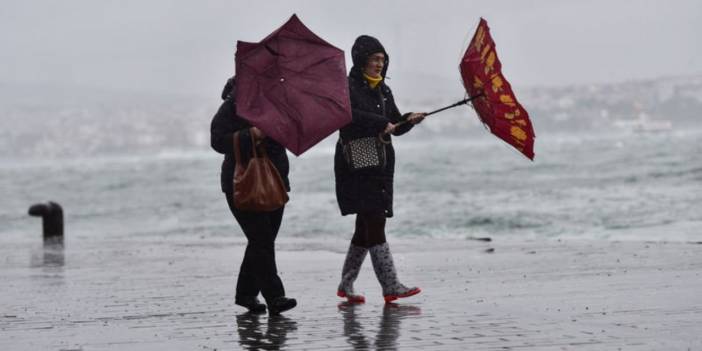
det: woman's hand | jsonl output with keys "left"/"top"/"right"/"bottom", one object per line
{"left": 384, "top": 122, "right": 396, "bottom": 134}
{"left": 407, "top": 112, "right": 427, "bottom": 125}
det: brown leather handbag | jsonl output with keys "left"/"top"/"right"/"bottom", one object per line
{"left": 232, "top": 131, "right": 289, "bottom": 211}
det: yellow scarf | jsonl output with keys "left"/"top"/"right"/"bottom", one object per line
{"left": 363, "top": 73, "right": 383, "bottom": 89}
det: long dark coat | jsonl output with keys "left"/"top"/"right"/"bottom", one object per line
{"left": 210, "top": 78, "right": 290, "bottom": 194}
{"left": 334, "top": 35, "right": 416, "bottom": 218}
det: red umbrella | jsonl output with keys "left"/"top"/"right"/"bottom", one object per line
{"left": 391, "top": 18, "right": 534, "bottom": 160}
{"left": 460, "top": 18, "right": 535, "bottom": 160}
{"left": 235, "top": 14, "right": 352, "bottom": 156}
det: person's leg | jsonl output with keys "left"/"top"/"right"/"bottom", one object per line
{"left": 365, "top": 213, "right": 421, "bottom": 303}
{"left": 350, "top": 213, "right": 368, "bottom": 248}
{"left": 362, "top": 212, "right": 387, "bottom": 247}
{"left": 231, "top": 205, "right": 295, "bottom": 314}
{"left": 260, "top": 207, "right": 285, "bottom": 300}
{"left": 338, "top": 214, "right": 369, "bottom": 302}
{"left": 230, "top": 207, "right": 286, "bottom": 301}
{"left": 225, "top": 193, "right": 261, "bottom": 304}
{"left": 261, "top": 206, "right": 296, "bottom": 314}
{"left": 237, "top": 245, "right": 259, "bottom": 297}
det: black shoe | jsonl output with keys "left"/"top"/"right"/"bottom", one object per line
{"left": 235, "top": 296, "right": 267, "bottom": 313}
{"left": 267, "top": 296, "right": 297, "bottom": 315}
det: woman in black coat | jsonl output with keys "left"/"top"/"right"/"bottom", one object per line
{"left": 335, "top": 35, "right": 426, "bottom": 303}
{"left": 210, "top": 77, "right": 296, "bottom": 315}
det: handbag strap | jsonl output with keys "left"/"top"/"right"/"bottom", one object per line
{"left": 249, "top": 131, "right": 270, "bottom": 159}
{"left": 234, "top": 129, "right": 267, "bottom": 165}
{"left": 233, "top": 131, "right": 242, "bottom": 166}
{"left": 248, "top": 130, "right": 259, "bottom": 158}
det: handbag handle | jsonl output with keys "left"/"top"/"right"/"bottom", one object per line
{"left": 233, "top": 131, "right": 242, "bottom": 166}
{"left": 233, "top": 129, "right": 266, "bottom": 165}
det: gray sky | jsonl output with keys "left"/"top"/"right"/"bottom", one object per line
{"left": 1, "top": 0, "right": 700, "bottom": 99}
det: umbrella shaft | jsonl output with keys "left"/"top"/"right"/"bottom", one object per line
{"left": 425, "top": 93, "right": 484, "bottom": 117}
{"left": 385, "top": 93, "right": 484, "bottom": 134}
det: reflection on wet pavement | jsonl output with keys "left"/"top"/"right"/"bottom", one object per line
{"left": 3, "top": 238, "right": 701, "bottom": 349}
{"left": 236, "top": 312, "right": 298, "bottom": 350}
{"left": 339, "top": 302, "right": 422, "bottom": 350}
{"left": 29, "top": 240, "right": 65, "bottom": 269}
{"left": 42, "top": 241, "right": 65, "bottom": 268}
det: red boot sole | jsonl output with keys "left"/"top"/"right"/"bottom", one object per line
{"left": 337, "top": 290, "right": 366, "bottom": 303}
{"left": 384, "top": 287, "right": 421, "bottom": 303}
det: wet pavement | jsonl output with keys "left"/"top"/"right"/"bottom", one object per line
{"left": 2, "top": 235, "right": 702, "bottom": 350}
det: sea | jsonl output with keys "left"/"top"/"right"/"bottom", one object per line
{"left": 1, "top": 127, "right": 700, "bottom": 245}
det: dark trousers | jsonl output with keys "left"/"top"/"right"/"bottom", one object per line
{"left": 225, "top": 192, "right": 285, "bottom": 301}
{"left": 351, "top": 212, "right": 387, "bottom": 248}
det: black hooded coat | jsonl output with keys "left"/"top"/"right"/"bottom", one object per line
{"left": 334, "top": 35, "right": 416, "bottom": 218}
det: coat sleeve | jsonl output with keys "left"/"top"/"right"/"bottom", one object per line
{"left": 351, "top": 108, "right": 390, "bottom": 134}
{"left": 210, "top": 100, "right": 254, "bottom": 157}
{"left": 384, "top": 88, "right": 415, "bottom": 136}
{"left": 392, "top": 113, "right": 415, "bottom": 136}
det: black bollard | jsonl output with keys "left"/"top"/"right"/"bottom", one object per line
{"left": 28, "top": 201, "right": 64, "bottom": 243}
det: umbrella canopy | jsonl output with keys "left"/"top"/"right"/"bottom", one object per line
{"left": 235, "top": 14, "right": 352, "bottom": 156}
{"left": 460, "top": 18, "right": 535, "bottom": 160}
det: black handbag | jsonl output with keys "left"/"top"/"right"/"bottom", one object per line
{"left": 341, "top": 136, "right": 387, "bottom": 171}
{"left": 342, "top": 87, "right": 391, "bottom": 171}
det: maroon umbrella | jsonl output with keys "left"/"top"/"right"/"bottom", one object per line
{"left": 235, "top": 14, "right": 352, "bottom": 156}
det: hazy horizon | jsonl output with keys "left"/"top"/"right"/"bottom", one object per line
{"left": 2, "top": 0, "right": 701, "bottom": 100}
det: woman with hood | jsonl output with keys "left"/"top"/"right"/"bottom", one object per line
{"left": 210, "top": 77, "right": 297, "bottom": 315}
{"left": 335, "top": 35, "right": 426, "bottom": 303}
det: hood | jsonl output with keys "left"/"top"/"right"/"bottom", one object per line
{"left": 350, "top": 35, "right": 389, "bottom": 78}
{"left": 221, "top": 76, "right": 235, "bottom": 100}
